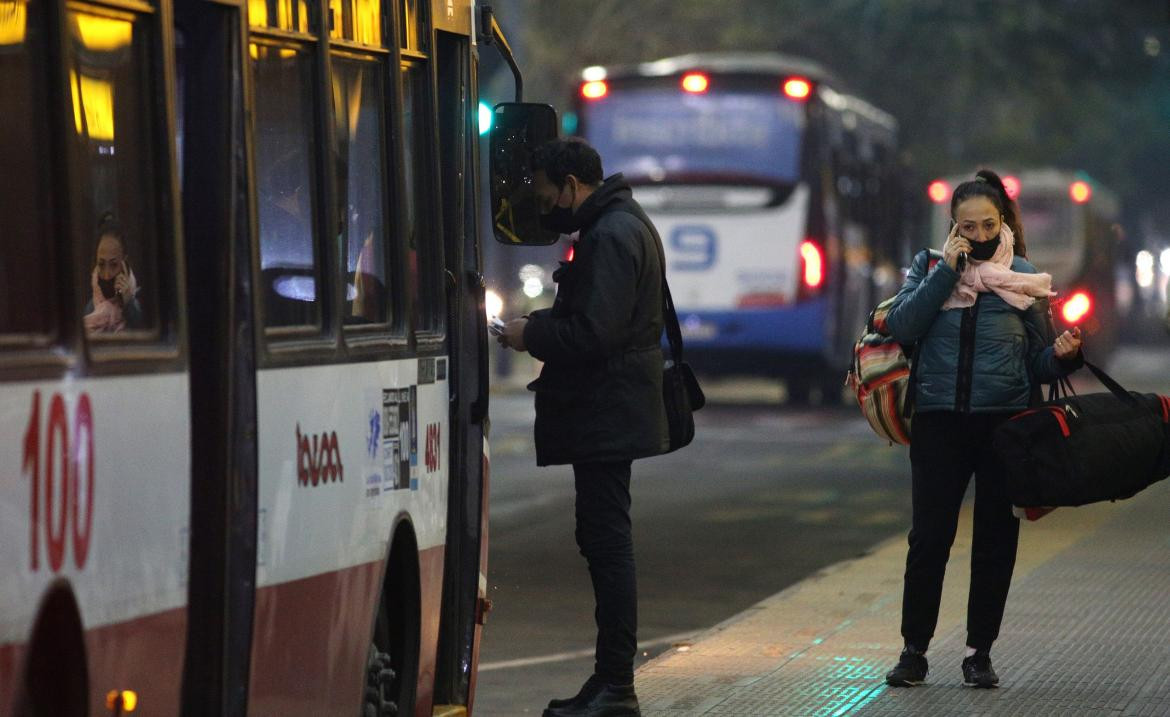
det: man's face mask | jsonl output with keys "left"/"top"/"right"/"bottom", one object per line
{"left": 540, "top": 180, "right": 578, "bottom": 235}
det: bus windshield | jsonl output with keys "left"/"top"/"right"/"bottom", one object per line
{"left": 1020, "top": 195, "right": 1077, "bottom": 251}
{"left": 582, "top": 86, "right": 805, "bottom": 185}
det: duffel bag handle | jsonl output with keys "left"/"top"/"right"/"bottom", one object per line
{"left": 1084, "top": 359, "right": 1141, "bottom": 405}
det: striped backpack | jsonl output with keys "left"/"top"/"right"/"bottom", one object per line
{"left": 848, "top": 250, "right": 942, "bottom": 445}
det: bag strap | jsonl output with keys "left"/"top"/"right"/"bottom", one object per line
{"left": 614, "top": 206, "right": 684, "bottom": 363}
{"left": 1083, "top": 358, "right": 1140, "bottom": 405}
{"left": 898, "top": 248, "right": 938, "bottom": 419}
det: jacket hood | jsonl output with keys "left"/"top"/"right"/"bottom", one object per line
{"left": 571, "top": 173, "right": 633, "bottom": 232}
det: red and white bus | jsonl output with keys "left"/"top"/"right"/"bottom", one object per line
{"left": 0, "top": 1, "right": 526, "bottom": 715}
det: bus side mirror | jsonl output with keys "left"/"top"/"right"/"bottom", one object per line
{"left": 489, "top": 102, "right": 560, "bottom": 246}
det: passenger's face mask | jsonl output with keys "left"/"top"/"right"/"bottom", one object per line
{"left": 968, "top": 236, "right": 1001, "bottom": 261}
{"left": 540, "top": 181, "right": 578, "bottom": 235}
{"left": 97, "top": 276, "right": 118, "bottom": 299}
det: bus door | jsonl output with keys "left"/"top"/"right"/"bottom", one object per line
{"left": 174, "top": 0, "right": 260, "bottom": 713}
{"left": 432, "top": 20, "right": 492, "bottom": 712}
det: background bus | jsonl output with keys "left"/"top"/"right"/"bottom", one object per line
{"left": 927, "top": 169, "right": 1122, "bottom": 357}
{"left": 0, "top": 1, "right": 520, "bottom": 715}
{"left": 571, "top": 52, "right": 910, "bottom": 404}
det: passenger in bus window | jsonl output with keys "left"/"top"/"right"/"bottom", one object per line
{"left": 882, "top": 170, "right": 1084, "bottom": 690}
{"left": 498, "top": 138, "right": 668, "bottom": 717}
{"left": 84, "top": 216, "right": 145, "bottom": 334}
{"left": 350, "top": 230, "right": 384, "bottom": 322}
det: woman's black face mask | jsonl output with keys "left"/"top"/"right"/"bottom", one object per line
{"left": 969, "top": 236, "right": 1001, "bottom": 261}
{"left": 98, "top": 276, "right": 118, "bottom": 299}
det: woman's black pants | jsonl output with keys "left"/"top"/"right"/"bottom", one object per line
{"left": 901, "top": 411, "right": 1020, "bottom": 653}
{"left": 573, "top": 460, "right": 637, "bottom": 686}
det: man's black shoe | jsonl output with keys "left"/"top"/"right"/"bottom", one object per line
{"left": 961, "top": 651, "right": 999, "bottom": 688}
{"left": 541, "top": 679, "right": 639, "bottom": 717}
{"left": 884, "top": 647, "right": 928, "bottom": 687}
{"left": 546, "top": 674, "right": 605, "bottom": 710}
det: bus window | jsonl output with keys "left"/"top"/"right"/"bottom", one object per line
{"left": 330, "top": 0, "right": 391, "bottom": 328}
{"left": 0, "top": 0, "right": 56, "bottom": 341}
{"left": 402, "top": 60, "right": 444, "bottom": 336}
{"left": 251, "top": 41, "right": 321, "bottom": 330}
{"left": 69, "top": 7, "right": 162, "bottom": 339}
{"left": 398, "top": 0, "right": 424, "bottom": 52}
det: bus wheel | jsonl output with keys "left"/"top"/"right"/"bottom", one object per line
{"left": 364, "top": 536, "right": 420, "bottom": 717}
{"left": 14, "top": 581, "right": 88, "bottom": 717}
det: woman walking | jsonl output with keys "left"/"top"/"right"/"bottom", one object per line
{"left": 883, "top": 169, "right": 1085, "bottom": 688}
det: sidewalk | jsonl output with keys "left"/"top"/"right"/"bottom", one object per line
{"left": 634, "top": 480, "right": 1170, "bottom": 716}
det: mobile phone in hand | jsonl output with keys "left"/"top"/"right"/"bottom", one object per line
{"left": 488, "top": 317, "right": 506, "bottom": 336}
{"left": 957, "top": 252, "right": 967, "bottom": 272}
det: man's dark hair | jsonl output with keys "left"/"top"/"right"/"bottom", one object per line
{"left": 530, "top": 137, "right": 603, "bottom": 188}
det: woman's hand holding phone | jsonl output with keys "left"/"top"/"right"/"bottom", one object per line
{"left": 943, "top": 224, "right": 972, "bottom": 272}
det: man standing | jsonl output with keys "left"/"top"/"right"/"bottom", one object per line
{"left": 499, "top": 138, "right": 667, "bottom": 717}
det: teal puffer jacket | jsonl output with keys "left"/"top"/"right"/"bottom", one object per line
{"left": 886, "top": 251, "right": 1079, "bottom": 414}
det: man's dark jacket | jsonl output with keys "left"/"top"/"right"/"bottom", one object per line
{"left": 523, "top": 174, "right": 670, "bottom": 466}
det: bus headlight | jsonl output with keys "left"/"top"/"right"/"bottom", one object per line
{"left": 485, "top": 289, "right": 504, "bottom": 319}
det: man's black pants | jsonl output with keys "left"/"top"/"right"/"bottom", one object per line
{"left": 573, "top": 460, "right": 636, "bottom": 686}
{"left": 902, "top": 411, "right": 1020, "bottom": 653}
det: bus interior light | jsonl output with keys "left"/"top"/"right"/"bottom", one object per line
{"left": 1003, "top": 175, "right": 1021, "bottom": 200}
{"left": 800, "top": 240, "right": 824, "bottom": 289}
{"left": 928, "top": 180, "right": 950, "bottom": 203}
{"left": 581, "top": 80, "right": 608, "bottom": 100}
{"left": 1069, "top": 181, "right": 1092, "bottom": 203}
{"left": 1061, "top": 291, "right": 1092, "bottom": 324}
{"left": 783, "top": 77, "right": 812, "bottom": 101}
{"left": 681, "top": 72, "right": 709, "bottom": 93}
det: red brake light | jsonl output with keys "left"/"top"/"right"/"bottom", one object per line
{"left": 783, "top": 77, "right": 812, "bottom": 101}
{"left": 566, "top": 244, "right": 575, "bottom": 262}
{"left": 1061, "top": 291, "right": 1092, "bottom": 324}
{"left": 800, "top": 240, "right": 824, "bottom": 289}
{"left": 1003, "top": 175, "right": 1021, "bottom": 200}
{"left": 928, "top": 180, "right": 950, "bottom": 204}
{"left": 581, "top": 80, "right": 608, "bottom": 100}
{"left": 1069, "top": 181, "right": 1091, "bottom": 204}
{"left": 681, "top": 73, "right": 709, "bottom": 93}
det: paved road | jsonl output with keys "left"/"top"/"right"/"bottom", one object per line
{"left": 472, "top": 344, "right": 1167, "bottom": 716}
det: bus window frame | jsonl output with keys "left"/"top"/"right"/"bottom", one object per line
{"left": 0, "top": 0, "right": 188, "bottom": 379}
{"left": 249, "top": 0, "right": 463, "bottom": 367}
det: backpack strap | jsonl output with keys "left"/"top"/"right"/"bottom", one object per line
{"left": 899, "top": 248, "right": 944, "bottom": 419}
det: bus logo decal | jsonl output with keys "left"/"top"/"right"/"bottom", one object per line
{"left": 668, "top": 225, "right": 718, "bottom": 271}
{"left": 295, "top": 424, "right": 344, "bottom": 486}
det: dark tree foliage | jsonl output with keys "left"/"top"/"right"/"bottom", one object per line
{"left": 509, "top": 0, "right": 1169, "bottom": 222}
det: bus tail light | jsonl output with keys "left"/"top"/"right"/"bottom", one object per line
{"left": 581, "top": 80, "right": 608, "bottom": 100}
{"left": 798, "top": 239, "right": 824, "bottom": 298}
{"left": 783, "top": 77, "right": 812, "bottom": 101}
{"left": 1003, "top": 175, "right": 1021, "bottom": 200}
{"left": 681, "top": 72, "right": 709, "bottom": 93}
{"left": 1061, "top": 290, "right": 1092, "bottom": 324}
{"left": 1069, "top": 181, "right": 1092, "bottom": 204}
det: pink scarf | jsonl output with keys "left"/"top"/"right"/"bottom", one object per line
{"left": 83, "top": 267, "right": 135, "bottom": 333}
{"left": 942, "top": 225, "right": 1054, "bottom": 311}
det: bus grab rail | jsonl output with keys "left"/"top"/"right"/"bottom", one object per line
{"left": 480, "top": 5, "right": 523, "bottom": 101}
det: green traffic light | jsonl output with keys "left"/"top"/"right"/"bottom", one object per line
{"left": 478, "top": 102, "right": 493, "bottom": 135}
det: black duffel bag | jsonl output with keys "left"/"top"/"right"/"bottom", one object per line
{"left": 994, "top": 361, "right": 1170, "bottom": 509}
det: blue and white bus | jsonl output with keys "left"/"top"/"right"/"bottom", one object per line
{"left": 572, "top": 52, "right": 907, "bottom": 403}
